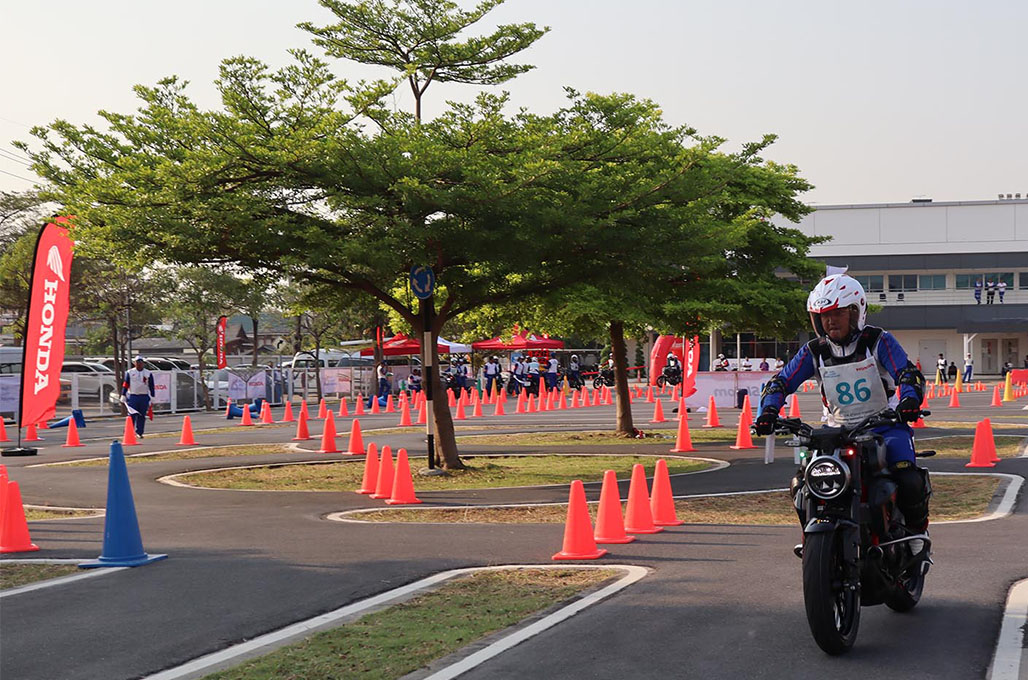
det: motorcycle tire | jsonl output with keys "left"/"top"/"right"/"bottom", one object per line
{"left": 885, "top": 563, "right": 925, "bottom": 613}
{"left": 802, "top": 532, "right": 860, "bottom": 655}
{"left": 593, "top": 376, "right": 603, "bottom": 389}
{"left": 656, "top": 376, "right": 666, "bottom": 389}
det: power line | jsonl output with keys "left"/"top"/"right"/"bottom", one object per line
{"left": 0, "top": 167, "right": 36, "bottom": 183}
{"left": 0, "top": 144, "right": 31, "bottom": 162}
{"left": 0, "top": 149, "right": 30, "bottom": 166}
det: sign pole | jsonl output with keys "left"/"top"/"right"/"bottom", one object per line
{"left": 423, "top": 297, "right": 435, "bottom": 469}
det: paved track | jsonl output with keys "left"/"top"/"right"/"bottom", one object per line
{"left": 1, "top": 388, "right": 1025, "bottom": 680}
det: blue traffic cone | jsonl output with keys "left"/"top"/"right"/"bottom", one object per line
{"left": 79, "top": 441, "right": 167, "bottom": 568}
{"left": 51, "top": 409, "right": 86, "bottom": 429}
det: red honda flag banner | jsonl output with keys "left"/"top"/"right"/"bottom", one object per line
{"left": 215, "top": 315, "right": 228, "bottom": 369}
{"left": 19, "top": 218, "right": 74, "bottom": 427}
{"left": 682, "top": 335, "right": 701, "bottom": 398}
{"left": 649, "top": 335, "right": 700, "bottom": 396}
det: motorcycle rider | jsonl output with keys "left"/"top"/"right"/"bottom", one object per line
{"left": 568, "top": 354, "right": 581, "bottom": 387}
{"left": 754, "top": 274, "right": 930, "bottom": 556}
{"left": 527, "top": 355, "right": 542, "bottom": 395}
{"left": 714, "top": 353, "right": 730, "bottom": 371}
{"left": 664, "top": 351, "right": 682, "bottom": 381}
{"left": 483, "top": 356, "right": 502, "bottom": 395}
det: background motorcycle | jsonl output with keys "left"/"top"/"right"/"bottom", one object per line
{"left": 767, "top": 409, "right": 934, "bottom": 655}
{"left": 656, "top": 365, "right": 682, "bottom": 388}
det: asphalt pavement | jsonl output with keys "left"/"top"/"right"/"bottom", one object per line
{"left": 1, "top": 387, "right": 1025, "bottom": 680}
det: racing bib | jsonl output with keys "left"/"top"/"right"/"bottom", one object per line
{"left": 817, "top": 355, "right": 889, "bottom": 426}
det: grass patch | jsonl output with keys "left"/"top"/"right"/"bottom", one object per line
{"left": 0, "top": 563, "right": 80, "bottom": 590}
{"left": 924, "top": 420, "right": 1026, "bottom": 431}
{"left": 457, "top": 429, "right": 740, "bottom": 446}
{"left": 25, "top": 506, "right": 100, "bottom": 520}
{"left": 63, "top": 445, "right": 292, "bottom": 467}
{"left": 179, "top": 455, "right": 713, "bottom": 492}
{"left": 914, "top": 435, "right": 1024, "bottom": 459}
{"left": 203, "top": 568, "right": 615, "bottom": 680}
{"left": 355, "top": 476, "right": 1001, "bottom": 525}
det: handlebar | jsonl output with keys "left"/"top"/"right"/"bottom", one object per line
{"left": 756, "top": 408, "right": 932, "bottom": 440}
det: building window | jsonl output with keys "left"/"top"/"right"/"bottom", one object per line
{"left": 918, "top": 274, "right": 946, "bottom": 290}
{"left": 955, "top": 274, "right": 980, "bottom": 290}
{"left": 853, "top": 275, "right": 884, "bottom": 292}
{"left": 983, "top": 272, "right": 1014, "bottom": 287}
{"left": 1020, "top": 272, "right": 1028, "bottom": 290}
{"left": 888, "top": 274, "right": 918, "bottom": 292}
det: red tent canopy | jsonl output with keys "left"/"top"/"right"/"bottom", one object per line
{"left": 471, "top": 331, "right": 565, "bottom": 351}
{"left": 359, "top": 333, "right": 471, "bottom": 356}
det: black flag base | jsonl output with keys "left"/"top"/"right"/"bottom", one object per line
{"left": 2, "top": 447, "right": 38, "bottom": 457}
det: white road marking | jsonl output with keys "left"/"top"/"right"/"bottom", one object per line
{"left": 141, "top": 564, "right": 648, "bottom": 680}
{"left": 988, "top": 578, "right": 1028, "bottom": 680}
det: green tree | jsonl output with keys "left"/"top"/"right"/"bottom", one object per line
{"left": 299, "top": 0, "right": 547, "bottom": 121}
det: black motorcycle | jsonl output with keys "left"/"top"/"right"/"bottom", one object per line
{"left": 656, "top": 365, "right": 682, "bottom": 388}
{"left": 442, "top": 372, "right": 473, "bottom": 397}
{"left": 566, "top": 371, "right": 585, "bottom": 390}
{"left": 592, "top": 368, "right": 615, "bottom": 389}
{"left": 767, "top": 409, "right": 934, "bottom": 655}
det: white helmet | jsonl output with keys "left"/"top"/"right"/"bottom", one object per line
{"left": 807, "top": 274, "right": 867, "bottom": 337}
{"left": 667, "top": 352, "right": 675, "bottom": 359}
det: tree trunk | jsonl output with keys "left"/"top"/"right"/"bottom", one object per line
{"left": 415, "top": 300, "right": 463, "bottom": 470}
{"left": 110, "top": 319, "right": 127, "bottom": 417}
{"left": 293, "top": 315, "right": 302, "bottom": 354}
{"left": 197, "top": 349, "right": 211, "bottom": 410}
{"left": 251, "top": 316, "right": 259, "bottom": 367}
{"left": 610, "top": 320, "right": 635, "bottom": 436}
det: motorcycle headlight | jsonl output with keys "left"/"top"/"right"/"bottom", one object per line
{"left": 804, "top": 456, "right": 851, "bottom": 500}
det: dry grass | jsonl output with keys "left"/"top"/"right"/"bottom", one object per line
{"left": 0, "top": 563, "right": 80, "bottom": 590}
{"left": 354, "top": 475, "right": 1000, "bottom": 525}
{"left": 25, "top": 506, "right": 101, "bottom": 520}
{"left": 63, "top": 445, "right": 293, "bottom": 467}
{"left": 179, "top": 455, "right": 713, "bottom": 492}
{"left": 457, "top": 428, "right": 739, "bottom": 446}
{"left": 914, "top": 435, "right": 1024, "bottom": 459}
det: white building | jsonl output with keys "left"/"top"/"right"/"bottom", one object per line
{"left": 787, "top": 196, "right": 1028, "bottom": 376}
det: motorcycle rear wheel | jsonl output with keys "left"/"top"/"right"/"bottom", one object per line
{"left": 885, "top": 564, "right": 925, "bottom": 612}
{"left": 593, "top": 376, "right": 603, "bottom": 389}
{"left": 802, "top": 532, "right": 860, "bottom": 655}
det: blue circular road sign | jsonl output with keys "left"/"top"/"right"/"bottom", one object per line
{"left": 410, "top": 266, "right": 435, "bottom": 300}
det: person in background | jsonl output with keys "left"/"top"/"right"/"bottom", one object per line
{"left": 963, "top": 354, "right": 973, "bottom": 383}
{"left": 545, "top": 354, "right": 559, "bottom": 391}
{"left": 985, "top": 279, "right": 996, "bottom": 304}
{"left": 527, "top": 355, "right": 542, "bottom": 394}
{"left": 568, "top": 354, "right": 581, "bottom": 387}
{"left": 759, "top": 358, "right": 770, "bottom": 371}
{"left": 714, "top": 354, "right": 730, "bottom": 371}
{"left": 1023, "top": 355, "right": 1028, "bottom": 368}
{"left": 483, "top": 356, "right": 502, "bottom": 395}
{"left": 973, "top": 277, "right": 982, "bottom": 305}
{"left": 407, "top": 367, "right": 422, "bottom": 393}
{"left": 121, "top": 355, "right": 155, "bottom": 438}
{"left": 510, "top": 356, "right": 525, "bottom": 394}
{"left": 936, "top": 353, "right": 947, "bottom": 383}
{"left": 376, "top": 361, "right": 391, "bottom": 400}
{"left": 997, "top": 279, "right": 1007, "bottom": 303}
{"left": 740, "top": 357, "right": 752, "bottom": 371}
{"left": 947, "top": 361, "right": 957, "bottom": 381}
{"left": 774, "top": 357, "right": 785, "bottom": 371}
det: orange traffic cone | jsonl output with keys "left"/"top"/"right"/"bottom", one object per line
{"left": 966, "top": 420, "right": 996, "bottom": 468}
{"left": 787, "top": 394, "right": 801, "bottom": 419}
{"left": 386, "top": 448, "right": 422, "bottom": 505}
{"left": 593, "top": 388, "right": 601, "bottom": 407}
{"left": 239, "top": 404, "right": 254, "bottom": 427}
{"left": 122, "top": 416, "right": 139, "bottom": 446}
{"left": 356, "top": 443, "right": 379, "bottom": 494}
{"left": 24, "top": 423, "right": 41, "bottom": 442}
{"left": 729, "top": 411, "right": 756, "bottom": 450}
{"left": 447, "top": 390, "right": 456, "bottom": 408}
{"left": 347, "top": 418, "right": 365, "bottom": 455}
{"left": 569, "top": 390, "right": 579, "bottom": 409}
{"left": 515, "top": 391, "right": 526, "bottom": 414}
{"left": 594, "top": 470, "right": 635, "bottom": 544}
{"left": 704, "top": 395, "right": 721, "bottom": 428}
{"left": 0, "top": 417, "right": 8, "bottom": 442}
{"left": 62, "top": 418, "right": 84, "bottom": 448}
{"left": 281, "top": 401, "right": 295, "bottom": 423}
{"left": 354, "top": 395, "right": 365, "bottom": 415}
{"left": 603, "top": 387, "right": 613, "bottom": 405}
{"left": 557, "top": 390, "right": 567, "bottom": 410}
{"left": 650, "top": 459, "right": 684, "bottom": 526}
{"left": 292, "top": 408, "right": 311, "bottom": 441}
{"left": 318, "top": 412, "right": 339, "bottom": 454}
{"left": 624, "top": 464, "right": 662, "bottom": 534}
{"left": 526, "top": 394, "right": 535, "bottom": 413}
{"left": 370, "top": 445, "right": 395, "bottom": 499}
{"left": 385, "top": 394, "right": 395, "bottom": 413}
{"left": 552, "top": 479, "right": 607, "bottom": 560}
{"left": 492, "top": 394, "right": 506, "bottom": 416}
{"left": 417, "top": 400, "right": 427, "bottom": 425}
{"left": 224, "top": 398, "right": 232, "bottom": 418}
{"left": 260, "top": 401, "right": 274, "bottom": 425}
{"left": 338, "top": 397, "right": 349, "bottom": 417}
{"left": 318, "top": 399, "right": 327, "bottom": 419}
{"left": 0, "top": 481, "right": 39, "bottom": 553}
{"left": 650, "top": 399, "right": 666, "bottom": 423}
{"left": 740, "top": 394, "right": 753, "bottom": 425}
{"left": 398, "top": 399, "right": 413, "bottom": 426}
{"left": 948, "top": 389, "right": 961, "bottom": 408}
{"left": 176, "top": 416, "right": 196, "bottom": 446}
{"left": 646, "top": 385, "right": 654, "bottom": 403}
{"left": 670, "top": 413, "right": 695, "bottom": 453}
{"left": 983, "top": 418, "right": 1000, "bottom": 463}
{"left": 471, "top": 392, "right": 483, "bottom": 418}
{"left": 991, "top": 386, "right": 1003, "bottom": 407}
{"left": 455, "top": 399, "right": 466, "bottom": 420}
{"left": 299, "top": 400, "right": 310, "bottom": 421}
{"left": 371, "top": 395, "right": 381, "bottom": 414}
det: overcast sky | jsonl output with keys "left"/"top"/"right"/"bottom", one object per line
{"left": 2, "top": 0, "right": 1026, "bottom": 205}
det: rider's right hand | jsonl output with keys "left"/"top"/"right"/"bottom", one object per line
{"left": 754, "top": 407, "right": 779, "bottom": 435}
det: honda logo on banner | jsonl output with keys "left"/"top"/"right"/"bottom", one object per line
{"left": 216, "top": 315, "right": 227, "bottom": 369}
{"left": 20, "top": 218, "right": 75, "bottom": 427}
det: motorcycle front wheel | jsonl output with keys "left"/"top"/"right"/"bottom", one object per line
{"left": 593, "top": 376, "right": 603, "bottom": 389}
{"left": 656, "top": 376, "right": 666, "bottom": 388}
{"left": 802, "top": 532, "right": 860, "bottom": 655}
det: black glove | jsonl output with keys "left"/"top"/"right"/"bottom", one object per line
{"left": 754, "top": 407, "right": 779, "bottom": 435}
{"left": 896, "top": 396, "right": 921, "bottom": 423}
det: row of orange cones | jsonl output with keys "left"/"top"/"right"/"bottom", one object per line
{"left": 553, "top": 461, "right": 682, "bottom": 560}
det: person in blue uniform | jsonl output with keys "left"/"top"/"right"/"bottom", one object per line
{"left": 121, "top": 355, "right": 155, "bottom": 437}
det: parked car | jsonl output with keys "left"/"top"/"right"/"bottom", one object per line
{"left": 61, "top": 361, "right": 119, "bottom": 403}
